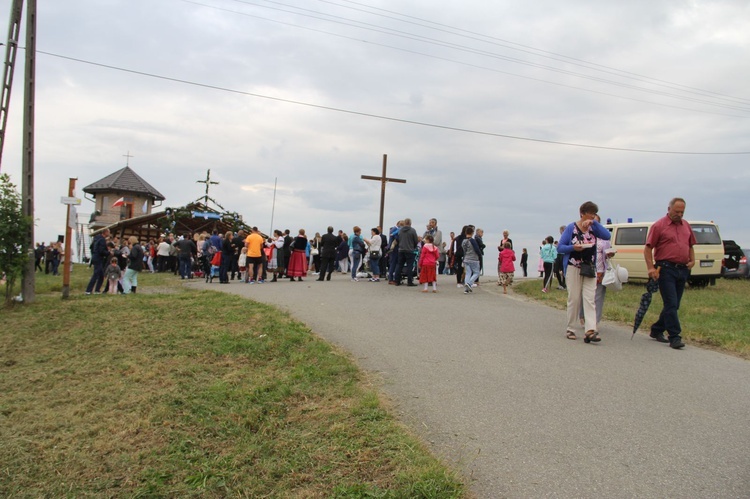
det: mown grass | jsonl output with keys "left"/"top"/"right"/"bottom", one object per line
{"left": 0, "top": 266, "right": 465, "bottom": 497}
{"left": 515, "top": 277, "right": 750, "bottom": 358}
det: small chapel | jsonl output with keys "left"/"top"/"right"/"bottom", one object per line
{"left": 83, "top": 165, "right": 166, "bottom": 231}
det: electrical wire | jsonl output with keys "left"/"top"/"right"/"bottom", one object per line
{"left": 180, "top": 0, "right": 750, "bottom": 119}
{"left": 316, "top": 0, "right": 750, "bottom": 106}
{"left": 219, "top": 0, "right": 750, "bottom": 113}
{"left": 38, "top": 50, "right": 750, "bottom": 155}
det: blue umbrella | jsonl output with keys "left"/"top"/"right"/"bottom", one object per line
{"left": 632, "top": 270, "right": 660, "bottom": 339}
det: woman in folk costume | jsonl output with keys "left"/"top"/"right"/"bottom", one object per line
{"left": 286, "top": 229, "right": 309, "bottom": 281}
{"left": 265, "top": 230, "right": 285, "bottom": 282}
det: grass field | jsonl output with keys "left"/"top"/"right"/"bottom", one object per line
{"left": 0, "top": 266, "right": 465, "bottom": 497}
{"left": 514, "top": 276, "right": 750, "bottom": 358}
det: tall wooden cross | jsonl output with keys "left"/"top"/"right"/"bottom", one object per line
{"left": 197, "top": 169, "right": 219, "bottom": 206}
{"left": 361, "top": 154, "right": 406, "bottom": 230}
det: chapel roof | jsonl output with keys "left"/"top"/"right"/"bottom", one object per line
{"left": 82, "top": 166, "right": 166, "bottom": 201}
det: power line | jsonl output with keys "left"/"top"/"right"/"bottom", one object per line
{"left": 319, "top": 0, "right": 750, "bottom": 107}
{"left": 180, "top": 0, "right": 750, "bottom": 118}
{"left": 213, "top": 0, "right": 750, "bottom": 113}
{"left": 38, "top": 50, "right": 750, "bottom": 155}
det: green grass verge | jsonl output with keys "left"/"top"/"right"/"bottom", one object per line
{"left": 514, "top": 277, "right": 750, "bottom": 358}
{"left": 0, "top": 266, "right": 465, "bottom": 497}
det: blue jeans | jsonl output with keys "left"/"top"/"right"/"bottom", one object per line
{"left": 464, "top": 260, "right": 480, "bottom": 286}
{"left": 179, "top": 255, "right": 192, "bottom": 279}
{"left": 651, "top": 265, "right": 689, "bottom": 340}
{"left": 369, "top": 254, "right": 380, "bottom": 276}
{"left": 351, "top": 253, "right": 362, "bottom": 279}
{"left": 388, "top": 250, "right": 399, "bottom": 281}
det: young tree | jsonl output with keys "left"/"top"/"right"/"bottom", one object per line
{"left": 0, "top": 173, "right": 32, "bottom": 305}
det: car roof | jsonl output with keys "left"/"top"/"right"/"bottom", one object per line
{"left": 723, "top": 240, "right": 741, "bottom": 251}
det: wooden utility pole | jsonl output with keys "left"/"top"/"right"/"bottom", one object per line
{"left": 361, "top": 154, "right": 406, "bottom": 230}
{"left": 61, "top": 178, "right": 77, "bottom": 299}
{"left": 20, "top": 0, "right": 36, "bottom": 303}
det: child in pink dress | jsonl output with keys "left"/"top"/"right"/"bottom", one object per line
{"left": 418, "top": 235, "right": 440, "bottom": 292}
{"left": 497, "top": 242, "right": 516, "bottom": 294}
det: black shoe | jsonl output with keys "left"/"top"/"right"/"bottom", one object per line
{"left": 649, "top": 331, "right": 669, "bottom": 343}
{"left": 670, "top": 338, "right": 685, "bottom": 349}
{"left": 407, "top": 282, "right": 417, "bottom": 287}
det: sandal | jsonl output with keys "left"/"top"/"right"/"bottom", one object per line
{"left": 584, "top": 331, "right": 601, "bottom": 343}
{"left": 566, "top": 331, "right": 577, "bottom": 340}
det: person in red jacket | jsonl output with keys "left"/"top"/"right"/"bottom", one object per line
{"left": 497, "top": 242, "right": 516, "bottom": 294}
{"left": 418, "top": 234, "right": 440, "bottom": 293}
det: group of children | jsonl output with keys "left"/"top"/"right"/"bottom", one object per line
{"left": 414, "top": 233, "right": 517, "bottom": 295}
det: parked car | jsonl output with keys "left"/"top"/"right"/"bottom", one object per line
{"left": 605, "top": 220, "right": 724, "bottom": 287}
{"left": 722, "top": 240, "right": 749, "bottom": 279}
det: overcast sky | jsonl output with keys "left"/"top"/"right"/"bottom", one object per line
{"left": 2, "top": 0, "right": 749, "bottom": 268}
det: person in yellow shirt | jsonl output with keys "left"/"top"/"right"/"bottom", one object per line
{"left": 244, "top": 227, "right": 265, "bottom": 283}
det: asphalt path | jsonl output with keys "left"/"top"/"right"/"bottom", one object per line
{"left": 187, "top": 274, "right": 750, "bottom": 498}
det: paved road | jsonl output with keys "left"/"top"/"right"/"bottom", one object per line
{"left": 187, "top": 274, "right": 750, "bottom": 498}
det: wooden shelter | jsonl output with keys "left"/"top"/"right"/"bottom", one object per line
{"left": 92, "top": 201, "right": 251, "bottom": 242}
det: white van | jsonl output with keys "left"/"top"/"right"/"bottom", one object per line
{"left": 604, "top": 221, "right": 723, "bottom": 287}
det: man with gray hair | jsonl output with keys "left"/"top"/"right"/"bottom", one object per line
{"left": 424, "top": 218, "right": 443, "bottom": 268}
{"left": 395, "top": 218, "right": 419, "bottom": 286}
{"left": 643, "top": 197, "right": 695, "bottom": 349}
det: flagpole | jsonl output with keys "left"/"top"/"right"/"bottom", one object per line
{"left": 269, "top": 177, "right": 277, "bottom": 236}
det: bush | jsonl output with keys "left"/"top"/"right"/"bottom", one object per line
{"left": 0, "top": 173, "right": 32, "bottom": 304}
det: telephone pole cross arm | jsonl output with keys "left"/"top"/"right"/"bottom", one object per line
{"left": 361, "top": 154, "right": 406, "bottom": 230}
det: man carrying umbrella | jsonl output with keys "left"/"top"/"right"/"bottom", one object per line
{"left": 643, "top": 197, "right": 696, "bottom": 349}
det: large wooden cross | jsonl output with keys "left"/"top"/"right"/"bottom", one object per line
{"left": 361, "top": 154, "right": 406, "bottom": 230}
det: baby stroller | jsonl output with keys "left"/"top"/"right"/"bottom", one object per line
{"left": 207, "top": 251, "right": 222, "bottom": 283}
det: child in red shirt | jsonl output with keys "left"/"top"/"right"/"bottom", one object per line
{"left": 418, "top": 235, "right": 440, "bottom": 293}
{"left": 497, "top": 242, "right": 516, "bottom": 294}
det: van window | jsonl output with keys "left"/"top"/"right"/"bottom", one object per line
{"left": 692, "top": 224, "right": 721, "bottom": 245}
{"left": 616, "top": 227, "right": 648, "bottom": 245}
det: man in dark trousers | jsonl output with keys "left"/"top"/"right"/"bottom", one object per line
{"left": 394, "top": 218, "right": 419, "bottom": 286}
{"left": 554, "top": 225, "right": 567, "bottom": 290}
{"left": 85, "top": 228, "right": 111, "bottom": 294}
{"left": 317, "top": 226, "right": 341, "bottom": 281}
{"left": 282, "top": 229, "right": 293, "bottom": 277}
{"left": 231, "top": 230, "right": 246, "bottom": 280}
{"left": 173, "top": 233, "right": 197, "bottom": 279}
{"left": 644, "top": 197, "right": 695, "bottom": 350}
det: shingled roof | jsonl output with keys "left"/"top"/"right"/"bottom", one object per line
{"left": 83, "top": 166, "right": 166, "bottom": 201}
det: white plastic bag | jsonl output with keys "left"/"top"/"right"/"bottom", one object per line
{"left": 603, "top": 263, "right": 625, "bottom": 291}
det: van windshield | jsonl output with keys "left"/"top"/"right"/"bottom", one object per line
{"left": 692, "top": 224, "right": 722, "bottom": 245}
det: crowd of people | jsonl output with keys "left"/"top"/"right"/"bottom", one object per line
{"left": 84, "top": 228, "right": 145, "bottom": 295}
{"left": 33, "top": 241, "right": 65, "bottom": 276}
{"left": 79, "top": 198, "right": 695, "bottom": 351}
